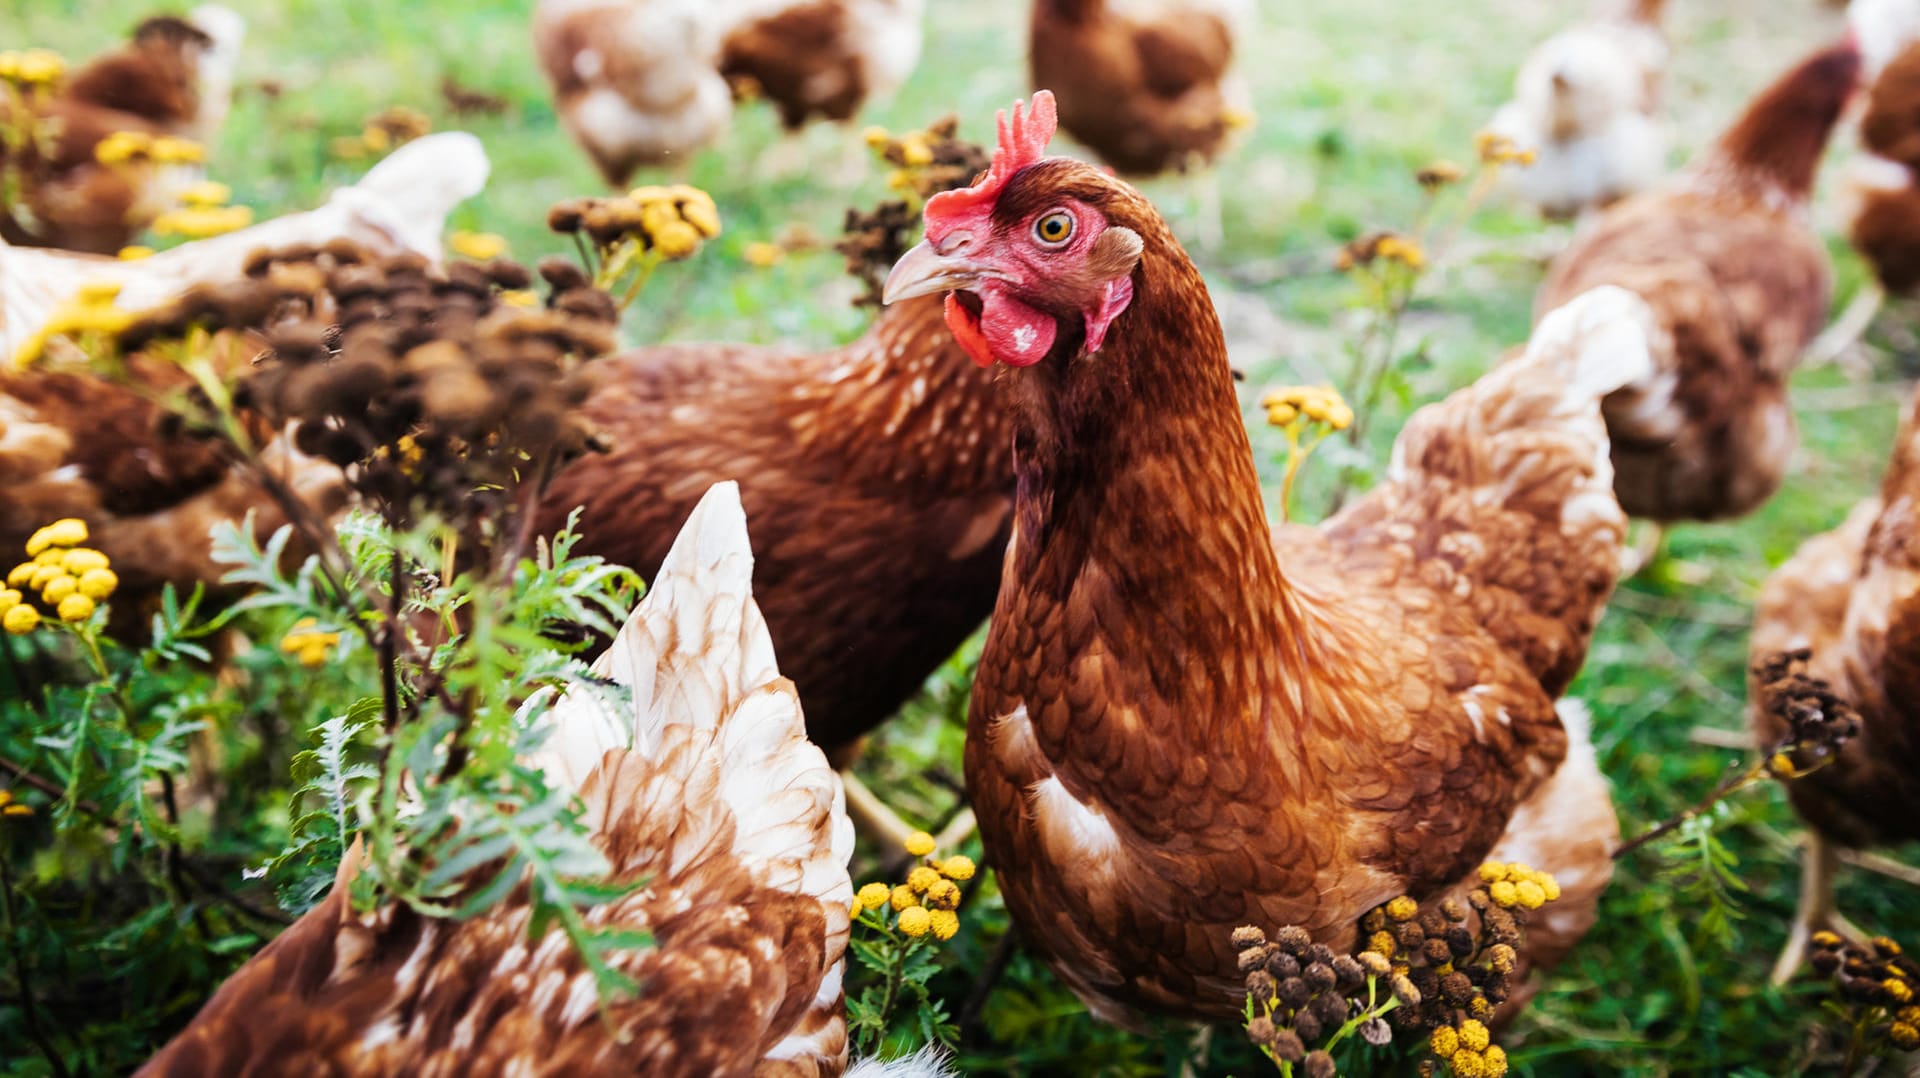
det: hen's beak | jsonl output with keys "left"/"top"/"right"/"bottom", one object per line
{"left": 883, "top": 234, "right": 991, "bottom": 305}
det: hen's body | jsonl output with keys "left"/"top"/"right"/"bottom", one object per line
{"left": 536, "top": 295, "right": 1010, "bottom": 754}
{"left": 722, "top": 0, "right": 925, "bottom": 130}
{"left": 1536, "top": 42, "right": 1858, "bottom": 523}
{"left": 1845, "top": 41, "right": 1920, "bottom": 293}
{"left": 1, "top": 8, "right": 244, "bottom": 254}
{"left": 1487, "top": 0, "right": 1668, "bottom": 218}
{"left": 954, "top": 157, "right": 1638, "bottom": 1023}
{"left": 1029, "top": 0, "right": 1249, "bottom": 176}
{"left": 0, "top": 133, "right": 488, "bottom": 609}
{"left": 140, "top": 484, "right": 861, "bottom": 1077}
{"left": 1751, "top": 387, "right": 1920, "bottom": 853}
{"left": 534, "top": 0, "right": 734, "bottom": 185}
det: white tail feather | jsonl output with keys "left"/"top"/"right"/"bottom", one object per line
{"left": 1527, "top": 285, "right": 1656, "bottom": 400}
{"left": 325, "top": 132, "right": 491, "bottom": 259}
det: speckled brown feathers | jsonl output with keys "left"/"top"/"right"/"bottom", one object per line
{"left": 963, "top": 160, "right": 1633, "bottom": 1023}
{"left": 1750, "top": 386, "right": 1920, "bottom": 851}
{"left": 535, "top": 294, "right": 1010, "bottom": 755}
{"left": 1537, "top": 40, "right": 1858, "bottom": 522}
{"left": 141, "top": 484, "right": 858, "bottom": 1077}
{"left": 1029, "top": 0, "right": 1247, "bottom": 176}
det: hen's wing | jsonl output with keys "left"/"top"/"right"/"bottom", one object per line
{"left": 141, "top": 482, "right": 856, "bottom": 1077}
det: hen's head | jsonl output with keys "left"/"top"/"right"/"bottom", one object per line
{"left": 882, "top": 91, "right": 1147, "bottom": 369}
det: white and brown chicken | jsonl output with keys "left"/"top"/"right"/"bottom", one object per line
{"left": 137, "top": 483, "right": 950, "bottom": 1078}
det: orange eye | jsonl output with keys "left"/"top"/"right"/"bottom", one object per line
{"left": 1033, "top": 211, "right": 1074, "bottom": 245}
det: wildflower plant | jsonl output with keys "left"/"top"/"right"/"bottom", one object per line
{"left": 0, "top": 224, "right": 716, "bottom": 1071}
{"left": 846, "top": 831, "right": 975, "bottom": 1057}
{"left": 1611, "top": 650, "right": 1860, "bottom": 939}
{"left": 546, "top": 186, "right": 722, "bottom": 309}
{"left": 1237, "top": 862, "right": 1558, "bottom": 1076}
{"left": 1321, "top": 135, "right": 1532, "bottom": 505}
{"left": 1804, "top": 931, "right": 1920, "bottom": 1072}
{"left": 1260, "top": 385, "right": 1353, "bottom": 521}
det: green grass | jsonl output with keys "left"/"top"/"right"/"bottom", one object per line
{"left": 6, "top": 0, "right": 1918, "bottom": 1072}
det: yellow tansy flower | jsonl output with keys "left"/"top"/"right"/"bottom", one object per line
{"left": 856, "top": 882, "right": 891, "bottom": 911}
{"left": 924, "top": 879, "right": 961, "bottom": 911}
{"left": 117, "top": 245, "right": 154, "bottom": 261}
{"left": 6, "top": 564, "right": 34, "bottom": 588}
{"left": 448, "top": 231, "right": 509, "bottom": 261}
{"left": 180, "top": 180, "right": 232, "bottom": 208}
{"left": 904, "top": 831, "right": 936, "bottom": 857}
{"left": 4, "top": 604, "right": 40, "bottom": 634}
{"left": 939, "top": 855, "right": 975, "bottom": 881}
{"left": 40, "top": 575, "right": 76, "bottom": 604}
{"left": 60, "top": 548, "right": 108, "bottom": 574}
{"left": 1514, "top": 880, "right": 1546, "bottom": 909}
{"left": 1484, "top": 1045, "right": 1509, "bottom": 1077}
{"left": 1452, "top": 1049, "right": 1487, "bottom": 1078}
{"left": 897, "top": 906, "right": 931, "bottom": 937}
{"left": 889, "top": 884, "right": 917, "bottom": 912}
{"left": 35, "top": 518, "right": 88, "bottom": 551}
{"left": 927, "top": 908, "right": 959, "bottom": 941}
{"left": 1431, "top": 1026, "right": 1460, "bottom": 1058}
{"left": 906, "top": 865, "right": 940, "bottom": 894}
{"left": 28, "top": 565, "right": 63, "bottom": 592}
{"left": 743, "top": 242, "right": 785, "bottom": 268}
{"left": 76, "top": 568, "right": 117, "bottom": 600}
{"left": 57, "top": 594, "right": 94, "bottom": 622}
{"left": 1385, "top": 895, "right": 1419, "bottom": 922}
{"left": 1458, "top": 1019, "right": 1491, "bottom": 1052}
{"left": 0, "top": 590, "right": 19, "bottom": 612}
{"left": 1479, "top": 862, "right": 1510, "bottom": 884}
{"left": 148, "top": 136, "right": 205, "bottom": 164}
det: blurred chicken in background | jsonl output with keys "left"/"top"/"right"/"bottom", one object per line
{"left": 1486, "top": 0, "right": 1668, "bottom": 220}
{"left": 0, "top": 6, "right": 244, "bottom": 254}
{"left": 534, "top": 0, "right": 925, "bottom": 185}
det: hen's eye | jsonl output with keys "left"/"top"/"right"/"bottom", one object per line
{"left": 1033, "top": 211, "right": 1074, "bottom": 246}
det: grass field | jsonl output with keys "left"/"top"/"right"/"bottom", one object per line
{"left": 6, "top": 0, "right": 1918, "bottom": 1073}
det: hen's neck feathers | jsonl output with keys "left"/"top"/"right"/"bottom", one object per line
{"left": 1686, "top": 42, "right": 1859, "bottom": 210}
{"left": 1000, "top": 181, "right": 1315, "bottom": 758}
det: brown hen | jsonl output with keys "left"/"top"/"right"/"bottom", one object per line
{"left": 1749, "top": 385, "right": 1920, "bottom": 984}
{"left": 137, "top": 484, "right": 870, "bottom": 1077}
{"left": 0, "top": 7, "right": 244, "bottom": 254}
{"left": 1536, "top": 39, "right": 1860, "bottom": 524}
{"left": 883, "top": 93, "right": 1640, "bottom": 1024}
{"left": 534, "top": 168, "right": 1009, "bottom": 760}
{"left": 721, "top": 0, "right": 926, "bottom": 131}
{"left": 1029, "top": 0, "right": 1250, "bottom": 177}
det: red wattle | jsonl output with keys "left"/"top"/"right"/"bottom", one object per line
{"left": 944, "top": 293, "right": 996, "bottom": 368}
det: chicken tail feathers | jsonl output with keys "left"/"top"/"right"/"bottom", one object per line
{"left": 1526, "top": 284, "right": 1657, "bottom": 403}
{"left": 325, "top": 131, "right": 491, "bottom": 259}
{"left": 530, "top": 482, "right": 856, "bottom": 1071}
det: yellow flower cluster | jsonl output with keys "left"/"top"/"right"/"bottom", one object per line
{"left": 3, "top": 519, "right": 116, "bottom": 633}
{"left": 0, "top": 788, "right": 33, "bottom": 819}
{"left": 279, "top": 617, "right": 342, "bottom": 668}
{"left": 1472, "top": 131, "right": 1537, "bottom": 168}
{"left": 743, "top": 241, "right": 786, "bottom": 269}
{"left": 94, "top": 130, "right": 205, "bottom": 167}
{"left": 1261, "top": 385, "right": 1354, "bottom": 432}
{"left": 1894, "top": 1005, "right": 1920, "bottom": 1051}
{"left": 1376, "top": 234, "right": 1427, "bottom": 270}
{"left": 152, "top": 180, "right": 253, "bottom": 240}
{"left": 1430, "top": 1020, "right": 1507, "bottom": 1077}
{"left": 1417, "top": 160, "right": 1465, "bottom": 189}
{"left": 627, "top": 185, "right": 723, "bottom": 260}
{"left": 0, "top": 49, "right": 64, "bottom": 88}
{"left": 850, "top": 830, "right": 974, "bottom": 943}
{"left": 117, "top": 245, "right": 155, "bottom": 261}
{"left": 1478, "top": 861, "right": 1560, "bottom": 911}
{"left": 448, "top": 231, "right": 509, "bottom": 262}
{"left": 331, "top": 106, "right": 432, "bottom": 161}
{"left": 12, "top": 281, "right": 134, "bottom": 370}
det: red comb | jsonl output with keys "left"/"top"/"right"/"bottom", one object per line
{"left": 925, "top": 90, "right": 1058, "bottom": 229}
